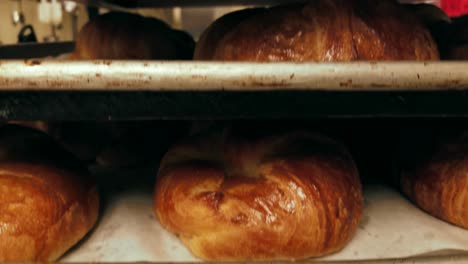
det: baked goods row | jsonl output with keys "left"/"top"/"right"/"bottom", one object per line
{"left": 1, "top": 119, "right": 467, "bottom": 262}
{"left": 69, "top": 0, "right": 468, "bottom": 61}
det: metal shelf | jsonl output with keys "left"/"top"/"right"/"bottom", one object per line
{"left": 2, "top": 60, "right": 468, "bottom": 91}
{"left": 1, "top": 60, "right": 468, "bottom": 120}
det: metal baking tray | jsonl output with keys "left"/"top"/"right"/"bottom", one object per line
{"left": 1, "top": 60, "right": 468, "bottom": 91}
{"left": 0, "top": 60, "right": 468, "bottom": 120}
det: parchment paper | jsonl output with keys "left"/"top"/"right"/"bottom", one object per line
{"left": 62, "top": 184, "right": 468, "bottom": 262}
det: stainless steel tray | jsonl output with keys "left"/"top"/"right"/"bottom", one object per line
{"left": 0, "top": 60, "right": 468, "bottom": 120}
{"left": 1, "top": 60, "right": 467, "bottom": 91}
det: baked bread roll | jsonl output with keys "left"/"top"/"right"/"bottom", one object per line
{"left": 194, "top": 8, "right": 264, "bottom": 60}
{"left": 195, "top": 0, "right": 439, "bottom": 61}
{"left": 400, "top": 128, "right": 468, "bottom": 229}
{"left": 0, "top": 125, "right": 99, "bottom": 261}
{"left": 154, "top": 127, "right": 363, "bottom": 261}
{"left": 73, "top": 12, "right": 194, "bottom": 60}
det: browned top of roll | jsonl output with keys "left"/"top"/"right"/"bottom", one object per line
{"left": 195, "top": 0, "right": 439, "bottom": 61}
{"left": 0, "top": 125, "right": 99, "bottom": 261}
{"left": 400, "top": 129, "right": 468, "bottom": 229}
{"left": 73, "top": 12, "right": 194, "bottom": 60}
{"left": 154, "top": 126, "right": 363, "bottom": 261}
{"left": 194, "top": 8, "right": 265, "bottom": 60}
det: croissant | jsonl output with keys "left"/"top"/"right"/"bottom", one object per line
{"left": 195, "top": 0, "right": 439, "bottom": 61}
{"left": 154, "top": 126, "right": 363, "bottom": 261}
{"left": 0, "top": 125, "right": 99, "bottom": 261}
{"left": 400, "top": 129, "right": 468, "bottom": 229}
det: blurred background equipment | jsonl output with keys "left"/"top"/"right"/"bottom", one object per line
{"left": 10, "top": 0, "right": 25, "bottom": 26}
{"left": 17, "top": 24, "right": 37, "bottom": 43}
{"left": 0, "top": 0, "right": 258, "bottom": 45}
{"left": 38, "top": 0, "right": 63, "bottom": 42}
{"left": 63, "top": 0, "right": 80, "bottom": 39}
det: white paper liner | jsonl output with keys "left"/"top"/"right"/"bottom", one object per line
{"left": 61, "top": 184, "right": 468, "bottom": 262}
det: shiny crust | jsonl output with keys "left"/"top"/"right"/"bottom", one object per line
{"left": 154, "top": 129, "right": 363, "bottom": 261}
{"left": 198, "top": 0, "right": 439, "bottom": 61}
{"left": 194, "top": 8, "right": 265, "bottom": 60}
{"left": 73, "top": 12, "right": 194, "bottom": 60}
{"left": 401, "top": 132, "right": 468, "bottom": 229}
{"left": 0, "top": 125, "right": 99, "bottom": 261}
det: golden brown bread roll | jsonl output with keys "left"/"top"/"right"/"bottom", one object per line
{"left": 195, "top": 0, "right": 439, "bottom": 61}
{"left": 73, "top": 12, "right": 194, "bottom": 60}
{"left": 194, "top": 8, "right": 264, "bottom": 60}
{"left": 400, "top": 129, "right": 468, "bottom": 229}
{"left": 0, "top": 125, "right": 99, "bottom": 261}
{"left": 154, "top": 126, "right": 363, "bottom": 261}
